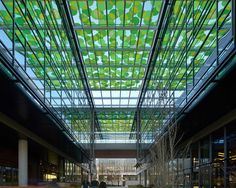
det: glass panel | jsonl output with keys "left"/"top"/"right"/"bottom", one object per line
{"left": 0, "top": 0, "right": 92, "bottom": 148}
{"left": 200, "top": 137, "right": 210, "bottom": 164}
{"left": 200, "top": 166, "right": 210, "bottom": 187}
{"left": 227, "top": 123, "right": 236, "bottom": 187}
{"left": 192, "top": 142, "right": 199, "bottom": 186}
{"left": 212, "top": 128, "right": 225, "bottom": 188}
{"left": 68, "top": 0, "right": 163, "bottom": 138}
{"left": 141, "top": 0, "right": 233, "bottom": 143}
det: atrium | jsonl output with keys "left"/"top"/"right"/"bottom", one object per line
{"left": 0, "top": 0, "right": 235, "bottom": 187}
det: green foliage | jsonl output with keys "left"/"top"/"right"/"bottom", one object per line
{"left": 0, "top": 0, "right": 232, "bottom": 135}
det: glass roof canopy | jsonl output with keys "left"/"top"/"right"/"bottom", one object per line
{"left": 68, "top": 0, "right": 163, "bottom": 139}
{"left": 69, "top": 0, "right": 162, "bottom": 108}
{"left": 0, "top": 0, "right": 233, "bottom": 145}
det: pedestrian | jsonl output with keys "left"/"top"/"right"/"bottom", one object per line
{"left": 99, "top": 181, "right": 107, "bottom": 188}
{"left": 82, "top": 179, "right": 89, "bottom": 188}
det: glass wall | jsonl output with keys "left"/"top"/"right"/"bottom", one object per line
{"left": 227, "top": 124, "right": 236, "bottom": 187}
{"left": 96, "top": 158, "right": 137, "bottom": 186}
{"left": 146, "top": 120, "right": 236, "bottom": 188}
{"left": 212, "top": 128, "right": 225, "bottom": 187}
{"left": 64, "top": 160, "right": 82, "bottom": 183}
{"left": 0, "top": 166, "right": 18, "bottom": 186}
{"left": 152, "top": 122, "right": 236, "bottom": 188}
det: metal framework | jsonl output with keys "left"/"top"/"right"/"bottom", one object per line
{"left": 138, "top": 0, "right": 234, "bottom": 151}
{"left": 0, "top": 0, "right": 235, "bottom": 163}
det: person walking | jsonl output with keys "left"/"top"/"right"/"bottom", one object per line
{"left": 99, "top": 181, "right": 107, "bottom": 188}
{"left": 82, "top": 179, "right": 89, "bottom": 188}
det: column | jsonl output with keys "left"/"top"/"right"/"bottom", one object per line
{"left": 136, "top": 109, "right": 141, "bottom": 161}
{"left": 81, "top": 168, "right": 84, "bottom": 183}
{"left": 232, "top": 0, "right": 236, "bottom": 45}
{"left": 144, "top": 170, "right": 147, "bottom": 187}
{"left": 58, "top": 157, "right": 65, "bottom": 182}
{"left": 18, "top": 138, "right": 28, "bottom": 186}
{"left": 139, "top": 173, "right": 142, "bottom": 185}
{"left": 90, "top": 109, "right": 95, "bottom": 181}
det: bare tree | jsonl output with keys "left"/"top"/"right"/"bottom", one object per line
{"left": 150, "top": 124, "right": 190, "bottom": 188}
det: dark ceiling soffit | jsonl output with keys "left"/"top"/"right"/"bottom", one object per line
{"left": 56, "top": 0, "right": 102, "bottom": 135}
{"left": 0, "top": 42, "right": 90, "bottom": 161}
{"left": 0, "top": 49, "right": 74, "bottom": 142}
{"left": 0, "top": 112, "right": 81, "bottom": 164}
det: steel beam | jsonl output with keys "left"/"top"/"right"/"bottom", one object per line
{"left": 233, "top": 0, "right": 236, "bottom": 46}
{"left": 56, "top": 0, "right": 102, "bottom": 134}
{"left": 9, "top": 46, "right": 217, "bottom": 53}
{"left": 130, "top": 0, "right": 173, "bottom": 135}
{"left": 137, "top": 0, "right": 173, "bottom": 109}
{"left": 90, "top": 109, "right": 95, "bottom": 161}
{"left": 0, "top": 24, "right": 231, "bottom": 31}
{"left": 73, "top": 24, "right": 231, "bottom": 31}
{"left": 136, "top": 109, "right": 141, "bottom": 161}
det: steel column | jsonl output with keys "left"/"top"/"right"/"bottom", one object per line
{"left": 209, "top": 135, "right": 212, "bottom": 188}
{"left": 56, "top": 0, "right": 101, "bottom": 134}
{"left": 90, "top": 109, "right": 95, "bottom": 161}
{"left": 233, "top": 0, "right": 236, "bottom": 46}
{"left": 136, "top": 109, "right": 142, "bottom": 162}
{"left": 131, "top": 0, "right": 173, "bottom": 134}
{"left": 90, "top": 109, "right": 95, "bottom": 179}
{"left": 224, "top": 127, "right": 227, "bottom": 188}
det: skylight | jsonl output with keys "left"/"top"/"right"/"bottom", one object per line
{"left": 68, "top": 0, "right": 163, "bottom": 133}
{"left": 0, "top": 0, "right": 233, "bottom": 144}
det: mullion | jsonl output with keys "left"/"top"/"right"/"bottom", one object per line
{"left": 12, "top": 3, "right": 27, "bottom": 69}
{"left": 71, "top": 7, "right": 93, "bottom": 112}
{"left": 45, "top": 2, "right": 76, "bottom": 101}
{"left": 148, "top": 0, "right": 218, "bottom": 133}
{"left": 12, "top": 45, "right": 216, "bottom": 52}
{"left": 183, "top": 1, "right": 217, "bottom": 86}
{"left": 28, "top": 0, "right": 65, "bottom": 95}
{"left": 153, "top": 0, "right": 191, "bottom": 91}
{"left": 152, "top": 0, "right": 186, "bottom": 93}
{"left": 121, "top": 1, "right": 136, "bottom": 101}
{"left": 136, "top": 0, "right": 158, "bottom": 106}
{"left": 28, "top": 0, "right": 43, "bottom": 28}
{"left": 119, "top": 0, "right": 127, "bottom": 107}
{"left": 94, "top": 1, "right": 103, "bottom": 49}
{"left": 13, "top": 6, "right": 50, "bottom": 92}
{"left": 43, "top": 2, "right": 76, "bottom": 107}
{"left": 160, "top": 0, "right": 193, "bottom": 93}
{"left": 24, "top": 2, "right": 47, "bottom": 57}
{"left": 128, "top": 1, "right": 145, "bottom": 106}
{"left": 111, "top": 0, "right": 117, "bottom": 106}
{"left": 131, "top": 0, "right": 157, "bottom": 106}
{"left": 77, "top": 1, "right": 102, "bottom": 99}
{"left": 142, "top": 0, "right": 186, "bottom": 132}
{"left": 2, "top": 23, "right": 231, "bottom": 31}
{"left": 159, "top": 1, "right": 192, "bottom": 122}
{"left": 24, "top": 64, "right": 148, "bottom": 68}
{"left": 86, "top": 0, "right": 102, "bottom": 91}
{"left": 45, "top": 2, "right": 81, "bottom": 100}
{"left": 104, "top": 0, "right": 112, "bottom": 94}
{"left": 47, "top": 1, "right": 88, "bottom": 126}
{"left": 186, "top": 1, "right": 214, "bottom": 51}
{"left": 99, "top": 0, "right": 111, "bottom": 109}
